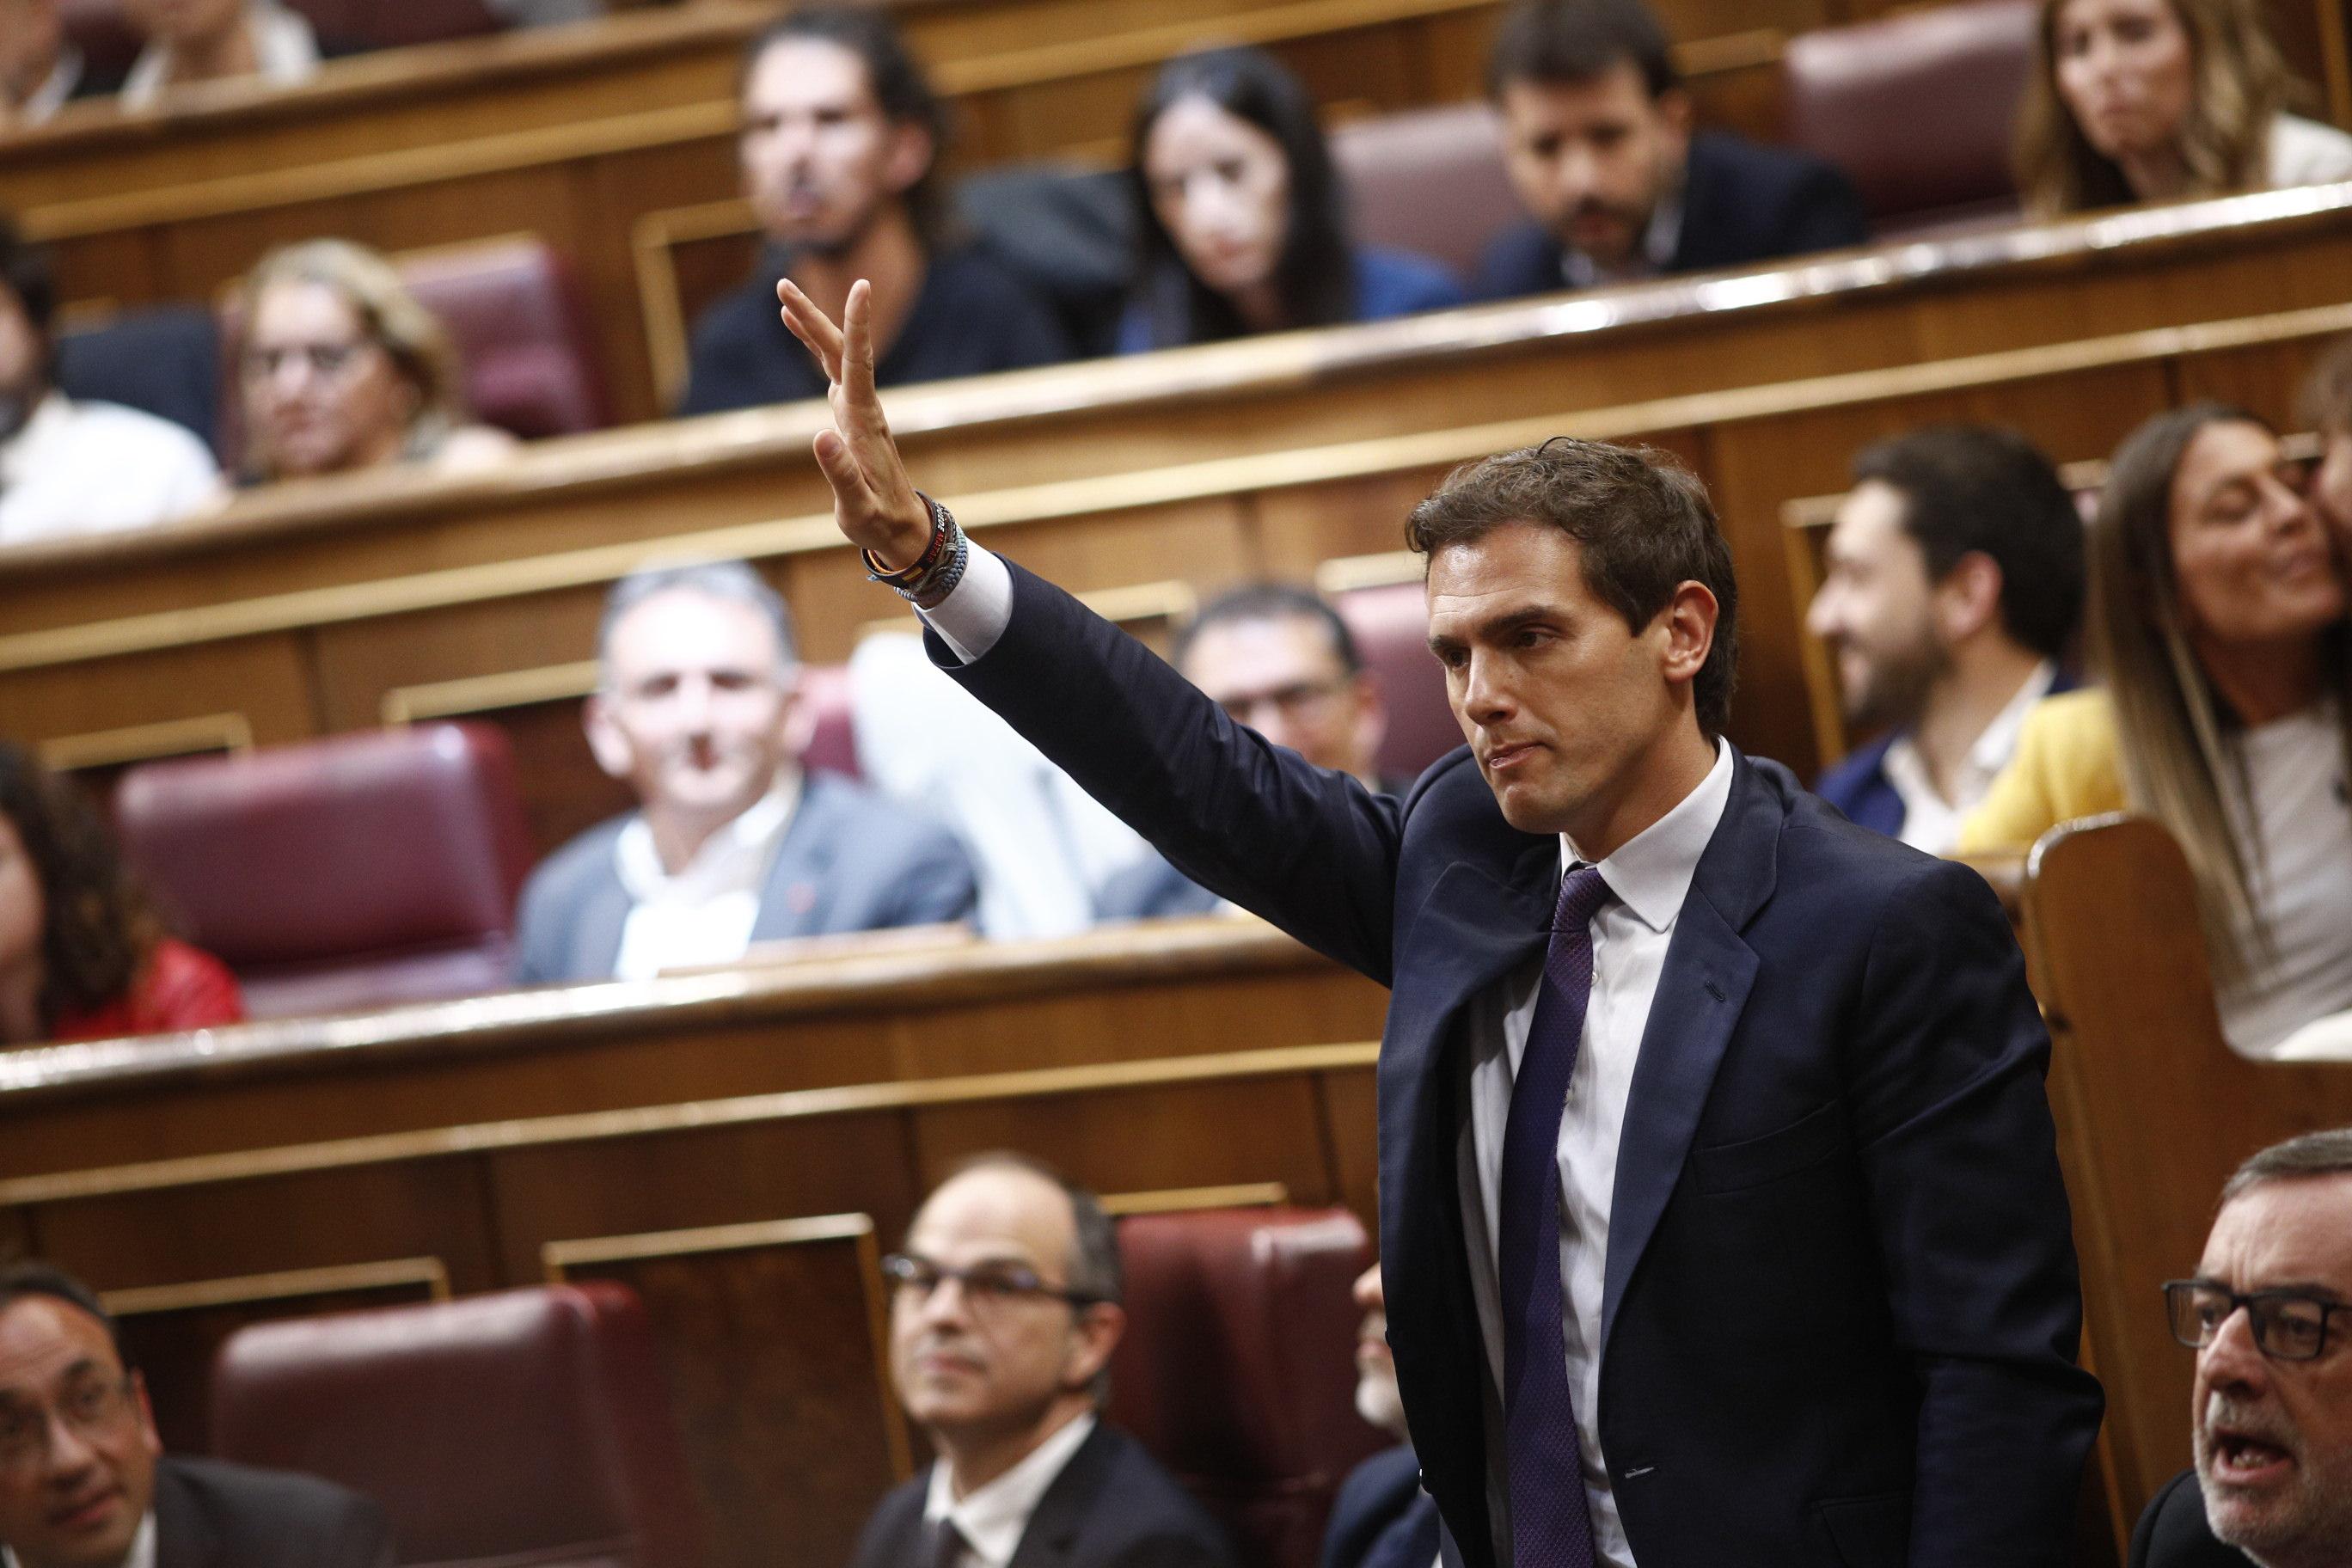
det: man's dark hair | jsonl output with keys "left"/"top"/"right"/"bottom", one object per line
{"left": 1485, "top": 0, "right": 1681, "bottom": 101}
{"left": 741, "top": 7, "right": 950, "bottom": 245}
{"left": 1850, "top": 425, "right": 2086, "bottom": 662}
{"left": 2220, "top": 1128, "right": 2352, "bottom": 1206}
{"left": 1406, "top": 438, "right": 1738, "bottom": 738}
{"left": 0, "top": 217, "right": 57, "bottom": 393}
{"left": 0, "top": 1262, "right": 125, "bottom": 1364}
{"left": 1171, "top": 581, "right": 1363, "bottom": 677}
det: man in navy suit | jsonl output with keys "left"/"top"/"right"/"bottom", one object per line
{"left": 1806, "top": 426, "right": 2085, "bottom": 853}
{"left": 513, "top": 559, "right": 977, "bottom": 983}
{"left": 780, "top": 281, "right": 2103, "bottom": 1567}
{"left": 1473, "top": 0, "right": 1867, "bottom": 301}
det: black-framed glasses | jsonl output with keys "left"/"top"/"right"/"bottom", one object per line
{"left": 2163, "top": 1279, "right": 2352, "bottom": 1362}
{"left": 880, "top": 1253, "right": 1104, "bottom": 1312}
{"left": 0, "top": 1373, "right": 139, "bottom": 1474}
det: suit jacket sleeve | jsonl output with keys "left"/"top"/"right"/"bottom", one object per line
{"left": 879, "top": 820, "right": 983, "bottom": 928}
{"left": 1774, "top": 161, "right": 1871, "bottom": 255}
{"left": 1848, "top": 856, "right": 2105, "bottom": 1565}
{"left": 934, "top": 559, "right": 1406, "bottom": 983}
{"left": 322, "top": 1491, "right": 395, "bottom": 1568}
{"left": 1107, "top": 1531, "right": 1241, "bottom": 1568}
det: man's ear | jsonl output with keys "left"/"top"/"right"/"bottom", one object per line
{"left": 884, "top": 121, "right": 934, "bottom": 199}
{"left": 1657, "top": 579, "right": 1718, "bottom": 691}
{"left": 130, "top": 1369, "right": 162, "bottom": 1459}
{"left": 776, "top": 671, "right": 818, "bottom": 761}
{"left": 1063, "top": 1301, "right": 1124, "bottom": 1393}
{"left": 1655, "top": 86, "right": 1694, "bottom": 141}
{"left": 583, "top": 694, "right": 634, "bottom": 781}
{"left": 1935, "top": 551, "right": 2006, "bottom": 644}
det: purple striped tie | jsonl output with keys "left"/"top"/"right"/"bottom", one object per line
{"left": 1497, "top": 865, "right": 1614, "bottom": 1568}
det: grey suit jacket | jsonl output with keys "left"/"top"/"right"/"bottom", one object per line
{"left": 154, "top": 1455, "right": 393, "bottom": 1568}
{"left": 512, "top": 772, "right": 980, "bottom": 983}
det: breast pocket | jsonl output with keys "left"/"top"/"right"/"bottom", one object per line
{"left": 1692, "top": 1099, "right": 1846, "bottom": 1194}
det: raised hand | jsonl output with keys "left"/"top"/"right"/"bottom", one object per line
{"left": 776, "top": 278, "right": 932, "bottom": 571}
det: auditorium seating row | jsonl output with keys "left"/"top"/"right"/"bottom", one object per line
{"left": 142, "top": 1201, "right": 1378, "bottom": 1568}
{"left": 0, "top": 812, "right": 2328, "bottom": 1565}
{"left": 24, "top": 0, "right": 2328, "bottom": 420}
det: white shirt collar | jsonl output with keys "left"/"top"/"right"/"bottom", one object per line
{"left": 5, "top": 1510, "right": 154, "bottom": 1568}
{"left": 1966, "top": 659, "right": 2058, "bottom": 775}
{"left": 0, "top": 391, "right": 75, "bottom": 484}
{"left": 1563, "top": 737, "right": 1735, "bottom": 934}
{"left": 20, "top": 46, "right": 82, "bottom": 124}
{"left": 922, "top": 1412, "right": 1097, "bottom": 1568}
{"left": 614, "top": 770, "right": 803, "bottom": 905}
{"left": 1559, "top": 180, "right": 1686, "bottom": 291}
{"left": 122, "top": 2, "right": 319, "bottom": 107}
{"left": 1880, "top": 659, "right": 2057, "bottom": 852}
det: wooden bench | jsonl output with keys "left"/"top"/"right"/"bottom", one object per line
{"left": 5, "top": 188, "right": 2351, "bottom": 795}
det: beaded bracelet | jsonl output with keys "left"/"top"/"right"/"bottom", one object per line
{"left": 861, "top": 492, "right": 953, "bottom": 588}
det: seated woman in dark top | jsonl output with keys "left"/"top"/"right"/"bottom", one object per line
{"left": 1118, "top": 46, "right": 1465, "bottom": 353}
{"left": 0, "top": 743, "right": 242, "bottom": 1046}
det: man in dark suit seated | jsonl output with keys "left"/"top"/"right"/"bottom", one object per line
{"left": 677, "top": 6, "right": 1070, "bottom": 417}
{"left": 1099, "top": 583, "right": 1393, "bottom": 922}
{"left": 0, "top": 1263, "right": 390, "bottom": 1568}
{"left": 1323, "top": 1262, "right": 1437, "bottom": 1568}
{"left": 1473, "top": 0, "right": 1867, "bottom": 302}
{"left": 2132, "top": 1129, "right": 2352, "bottom": 1568}
{"left": 849, "top": 1154, "right": 1237, "bottom": 1568}
{"left": 1806, "top": 426, "right": 2085, "bottom": 854}
{"left": 777, "top": 281, "right": 2104, "bottom": 1565}
{"left": 512, "top": 560, "right": 978, "bottom": 983}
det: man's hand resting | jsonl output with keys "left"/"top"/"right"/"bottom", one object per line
{"left": 776, "top": 278, "right": 933, "bottom": 572}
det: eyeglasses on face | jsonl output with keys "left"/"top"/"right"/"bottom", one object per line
{"left": 0, "top": 1374, "right": 138, "bottom": 1474}
{"left": 2163, "top": 1279, "right": 2352, "bottom": 1363}
{"left": 880, "top": 1253, "right": 1103, "bottom": 1312}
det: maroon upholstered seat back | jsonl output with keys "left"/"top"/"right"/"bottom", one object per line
{"left": 1333, "top": 580, "right": 1457, "bottom": 784}
{"left": 291, "top": 0, "right": 503, "bottom": 49}
{"left": 1782, "top": 0, "right": 2037, "bottom": 236}
{"left": 211, "top": 1283, "right": 704, "bottom": 1568}
{"left": 1332, "top": 102, "right": 1519, "bottom": 282}
{"left": 401, "top": 236, "right": 609, "bottom": 438}
{"left": 113, "top": 723, "right": 534, "bottom": 1018}
{"left": 60, "top": 0, "right": 140, "bottom": 77}
{"left": 1107, "top": 1207, "right": 1387, "bottom": 1568}
{"left": 799, "top": 662, "right": 861, "bottom": 780}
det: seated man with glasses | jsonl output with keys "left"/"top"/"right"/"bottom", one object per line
{"left": 0, "top": 1262, "right": 390, "bottom": 1568}
{"left": 2136, "top": 1128, "right": 2352, "bottom": 1568}
{"left": 854, "top": 1153, "right": 1236, "bottom": 1568}
{"left": 1097, "top": 583, "right": 1394, "bottom": 922}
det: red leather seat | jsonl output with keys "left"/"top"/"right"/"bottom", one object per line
{"left": 113, "top": 724, "right": 534, "bottom": 1019}
{"left": 401, "top": 237, "right": 609, "bottom": 439}
{"left": 1333, "top": 579, "right": 1458, "bottom": 784}
{"left": 1107, "top": 1207, "right": 1387, "bottom": 1568}
{"left": 292, "top": 0, "right": 503, "bottom": 50}
{"left": 1332, "top": 102, "right": 1520, "bottom": 284}
{"left": 211, "top": 1283, "right": 704, "bottom": 1568}
{"left": 1782, "top": 0, "right": 2037, "bottom": 239}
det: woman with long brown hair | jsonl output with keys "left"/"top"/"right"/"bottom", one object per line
{"left": 2012, "top": 0, "right": 2352, "bottom": 217}
{"left": 0, "top": 743, "right": 242, "bottom": 1045}
{"left": 1962, "top": 404, "right": 2352, "bottom": 1054}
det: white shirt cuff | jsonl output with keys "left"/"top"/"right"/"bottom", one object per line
{"left": 916, "top": 540, "right": 1014, "bottom": 665}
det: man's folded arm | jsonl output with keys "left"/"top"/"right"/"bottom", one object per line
{"left": 918, "top": 544, "right": 1407, "bottom": 984}
{"left": 1847, "top": 858, "right": 2106, "bottom": 1565}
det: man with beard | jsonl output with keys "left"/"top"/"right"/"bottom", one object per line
{"left": 0, "top": 221, "right": 220, "bottom": 548}
{"left": 677, "top": 7, "right": 1071, "bottom": 417}
{"left": 512, "top": 560, "right": 978, "bottom": 983}
{"left": 1322, "top": 1262, "right": 1441, "bottom": 1568}
{"left": 2134, "top": 1128, "right": 2352, "bottom": 1568}
{"left": 851, "top": 1154, "right": 1236, "bottom": 1568}
{"left": 1473, "top": 0, "right": 1867, "bottom": 302}
{"left": 1805, "top": 425, "right": 2084, "bottom": 854}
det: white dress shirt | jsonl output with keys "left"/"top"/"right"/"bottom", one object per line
{"left": 2221, "top": 701, "right": 2352, "bottom": 1057}
{"left": 4, "top": 1510, "right": 153, "bottom": 1568}
{"left": 16, "top": 46, "right": 85, "bottom": 126}
{"left": 610, "top": 773, "right": 801, "bottom": 981}
{"left": 121, "top": 2, "right": 319, "bottom": 108}
{"left": 1880, "top": 659, "right": 2055, "bottom": 855}
{"left": 922, "top": 543, "right": 1736, "bottom": 1565}
{"left": 0, "top": 392, "right": 224, "bottom": 548}
{"left": 921, "top": 1412, "right": 1097, "bottom": 1568}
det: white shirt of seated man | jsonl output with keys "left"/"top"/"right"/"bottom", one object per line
{"left": 119, "top": 0, "right": 319, "bottom": 110}
{"left": 587, "top": 574, "right": 815, "bottom": 982}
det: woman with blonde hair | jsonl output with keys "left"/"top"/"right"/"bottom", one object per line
{"left": 1961, "top": 402, "right": 2352, "bottom": 1054}
{"left": 2013, "top": 0, "right": 2352, "bottom": 217}
{"left": 236, "top": 239, "right": 515, "bottom": 486}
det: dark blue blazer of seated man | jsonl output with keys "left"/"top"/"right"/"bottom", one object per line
{"left": 917, "top": 556, "right": 2102, "bottom": 1568}
{"left": 1474, "top": 129, "right": 1869, "bottom": 302}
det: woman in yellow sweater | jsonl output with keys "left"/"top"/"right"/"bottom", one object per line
{"left": 1961, "top": 401, "right": 2352, "bottom": 1054}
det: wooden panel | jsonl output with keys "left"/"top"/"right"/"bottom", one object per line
{"left": 105, "top": 1259, "right": 448, "bottom": 1455}
{"left": 548, "top": 1216, "right": 903, "bottom": 1568}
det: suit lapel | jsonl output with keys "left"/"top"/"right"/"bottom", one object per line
{"left": 1600, "top": 753, "right": 1780, "bottom": 1348}
{"left": 750, "top": 775, "right": 846, "bottom": 942}
{"left": 1005, "top": 1424, "right": 1116, "bottom": 1568}
{"left": 151, "top": 1459, "right": 217, "bottom": 1568}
